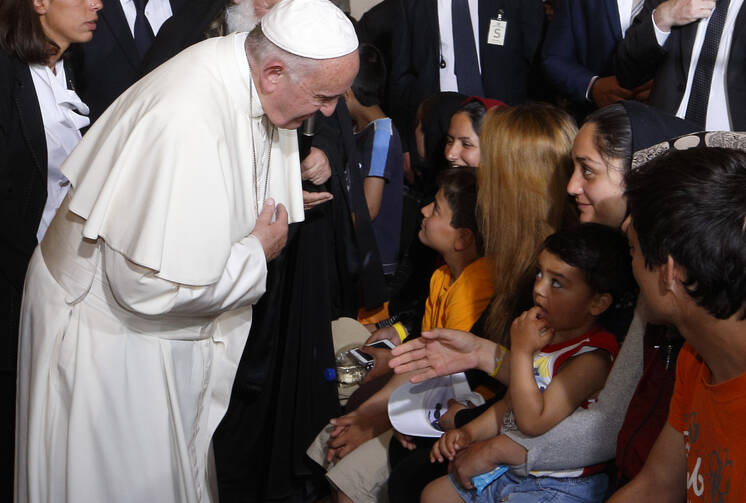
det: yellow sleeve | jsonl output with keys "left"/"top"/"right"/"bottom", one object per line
{"left": 442, "top": 259, "right": 494, "bottom": 331}
{"left": 421, "top": 265, "right": 447, "bottom": 332}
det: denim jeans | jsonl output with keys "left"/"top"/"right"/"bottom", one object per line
{"left": 451, "top": 470, "right": 608, "bottom": 503}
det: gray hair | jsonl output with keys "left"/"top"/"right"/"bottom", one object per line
{"left": 244, "top": 25, "right": 317, "bottom": 82}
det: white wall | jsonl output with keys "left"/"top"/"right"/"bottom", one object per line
{"left": 350, "top": 0, "right": 383, "bottom": 20}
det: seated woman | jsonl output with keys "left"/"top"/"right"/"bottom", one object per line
{"left": 307, "top": 168, "right": 494, "bottom": 503}
{"left": 388, "top": 101, "right": 703, "bottom": 493}
{"left": 1, "top": 0, "right": 97, "bottom": 495}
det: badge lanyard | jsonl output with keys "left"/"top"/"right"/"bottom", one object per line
{"left": 487, "top": 9, "right": 507, "bottom": 46}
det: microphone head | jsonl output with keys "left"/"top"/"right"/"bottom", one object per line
{"left": 301, "top": 112, "right": 317, "bottom": 137}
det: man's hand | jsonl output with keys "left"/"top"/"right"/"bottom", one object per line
{"left": 326, "top": 411, "right": 385, "bottom": 462}
{"left": 360, "top": 346, "right": 394, "bottom": 383}
{"left": 438, "top": 398, "right": 473, "bottom": 431}
{"left": 590, "top": 76, "right": 634, "bottom": 107}
{"left": 301, "top": 146, "right": 332, "bottom": 186}
{"left": 633, "top": 79, "right": 654, "bottom": 102}
{"left": 389, "top": 328, "right": 494, "bottom": 383}
{"left": 654, "top": 0, "right": 715, "bottom": 32}
{"left": 303, "top": 190, "right": 333, "bottom": 210}
{"left": 251, "top": 198, "right": 288, "bottom": 261}
{"left": 449, "top": 438, "right": 501, "bottom": 489}
{"left": 365, "top": 326, "right": 401, "bottom": 346}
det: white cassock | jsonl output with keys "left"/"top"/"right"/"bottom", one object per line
{"left": 15, "top": 33, "right": 304, "bottom": 503}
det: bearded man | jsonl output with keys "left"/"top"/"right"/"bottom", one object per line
{"left": 14, "top": 1, "right": 359, "bottom": 502}
{"left": 141, "top": 0, "right": 276, "bottom": 73}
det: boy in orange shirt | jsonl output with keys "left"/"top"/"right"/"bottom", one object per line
{"left": 306, "top": 168, "right": 494, "bottom": 503}
{"left": 610, "top": 146, "right": 746, "bottom": 502}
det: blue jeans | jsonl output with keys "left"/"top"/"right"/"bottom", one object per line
{"left": 451, "top": 470, "right": 608, "bottom": 503}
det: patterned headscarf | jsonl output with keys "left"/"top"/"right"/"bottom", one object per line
{"left": 632, "top": 131, "right": 746, "bottom": 170}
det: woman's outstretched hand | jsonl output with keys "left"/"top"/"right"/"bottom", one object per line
{"left": 388, "top": 328, "right": 497, "bottom": 383}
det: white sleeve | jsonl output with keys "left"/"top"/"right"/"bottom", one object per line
{"left": 652, "top": 10, "right": 671, "bottom": 46}
{"left": 103, "top": 235, "right": 268, "bottom": 317}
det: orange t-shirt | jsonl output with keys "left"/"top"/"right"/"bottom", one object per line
{"left": 668, "top": 343, "right": 746, "bottom": 502}
{"left": 421, "top": 257, "right": 494, "bottom": 332}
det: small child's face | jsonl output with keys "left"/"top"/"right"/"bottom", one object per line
{"left": 533, "top": 250, "right": 603, "bottom": 335}
{"left": 419, "top": 189, "right": 459, "bottom": 254}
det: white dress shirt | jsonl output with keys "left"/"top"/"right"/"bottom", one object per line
{"left": 618, "top": 0, "right": 645, "bottom": 35}
{"left": 437, "top": 0, "right": 482, "bottom": 92}
{"left": 653, "top": 0, "right": 744, "bottom": 130}
{"left": 29, "top": 60, "right": 90, "bottom": 242}
{"left": 120, "top": 0, "right": 173, "bottom": 37}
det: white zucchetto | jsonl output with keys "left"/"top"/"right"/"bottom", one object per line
{"left": 261, "top": 0, "right": 358, "bottom": 59}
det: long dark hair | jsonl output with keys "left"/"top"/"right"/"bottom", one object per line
{"left": 0, "top": 0, "right": 58, "bottom": 64}
{"left": 455, "top": 100, "right": 487, "bottom": 135}
{"left": 415, "top": 91, "right": 467, "bottom": 198}
{"left": 583, "top": 104, "right": 633, "bottom": 174}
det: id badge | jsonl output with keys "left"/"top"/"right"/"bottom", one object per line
{"left": 487, "top": 12, "right": 507, "bottom": 46}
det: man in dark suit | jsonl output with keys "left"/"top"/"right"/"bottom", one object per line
{"left": 542, "top": 0, "right": 651, "bottom": 119}
{"left": 616, "top": 0, "right": 746, "bottom": 130}
{"left": 72, "top": 0, "right": 187, "bottom": 122}
{"left": 389, "top": 0, "right": 544, "bottom": 152}
{"left": 355, "top": 0, "right": 400, "bottom": 115}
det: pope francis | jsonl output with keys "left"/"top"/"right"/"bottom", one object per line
{"left": 14, "top": 0, "right": 359, "bottom": 501}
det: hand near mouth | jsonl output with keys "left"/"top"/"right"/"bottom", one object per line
{"left": 510, "top": 306, "right": 555, "bottom": 355}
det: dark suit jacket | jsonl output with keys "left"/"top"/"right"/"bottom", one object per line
{"left": 356, "top": 0, "right": 400, "bottom": 114}
{"left": 0, "top": 51, "right": 48, "bottom": 370}
{"left": 542, "top": 0, "right": 623, "bottom": 105}
{"left": 141, "top": 0, "right": 226, "bottom": 74}
{"left": 390, "top": 0, "right": 544, "bottom": 149}
{"left": 72, "top": 0, "right": 188, "bottom": 122}
{"left": 615, "top": 0, "right": 746, "bottom": 129}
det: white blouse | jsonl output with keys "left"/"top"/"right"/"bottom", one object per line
{"left": 29, "top": 59, "right": 90, "bottom": 242}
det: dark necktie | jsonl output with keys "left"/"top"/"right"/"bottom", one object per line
{"left": 451, "top": 0, "right": 484, "bottom": 96}
{"left": 133, "top": 0, "right": 155, "bottom": 59}
{"left": 685, "top": 0, "right": 731, "bottom": 127}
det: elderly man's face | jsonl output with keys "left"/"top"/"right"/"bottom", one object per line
{"left": 265, "top": 51, "right": 359, "bottom": 129}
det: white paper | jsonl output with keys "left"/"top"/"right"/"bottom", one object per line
{"left": 388, "top": 372, "right": 485, "bottom": 438}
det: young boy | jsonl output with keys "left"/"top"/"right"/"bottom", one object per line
{"left": 306, "top": 168, "right": 494, "bottom": 503}
{"left": 344, "top": 43, "right": 404, "bottom": 276}
{"left": 609, "top": 147, "right": 746, "bottom": 502}
{"left": 424, "top": 223, "right": 638, "bottom": 502}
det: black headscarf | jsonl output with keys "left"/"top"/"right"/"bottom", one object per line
{"left": 620, "top": 100, "right": 701, "bottom": 154}
{"left": 416, "top": 91, "right": 467, "bottom": 198}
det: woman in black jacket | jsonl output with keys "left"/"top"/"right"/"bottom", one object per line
{"left": 0, "top": 0, "right": 99, "bottom": 496}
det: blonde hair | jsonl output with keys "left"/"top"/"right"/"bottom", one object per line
{"left": 477, "top": 104, "right": 578, "bottom": 343}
